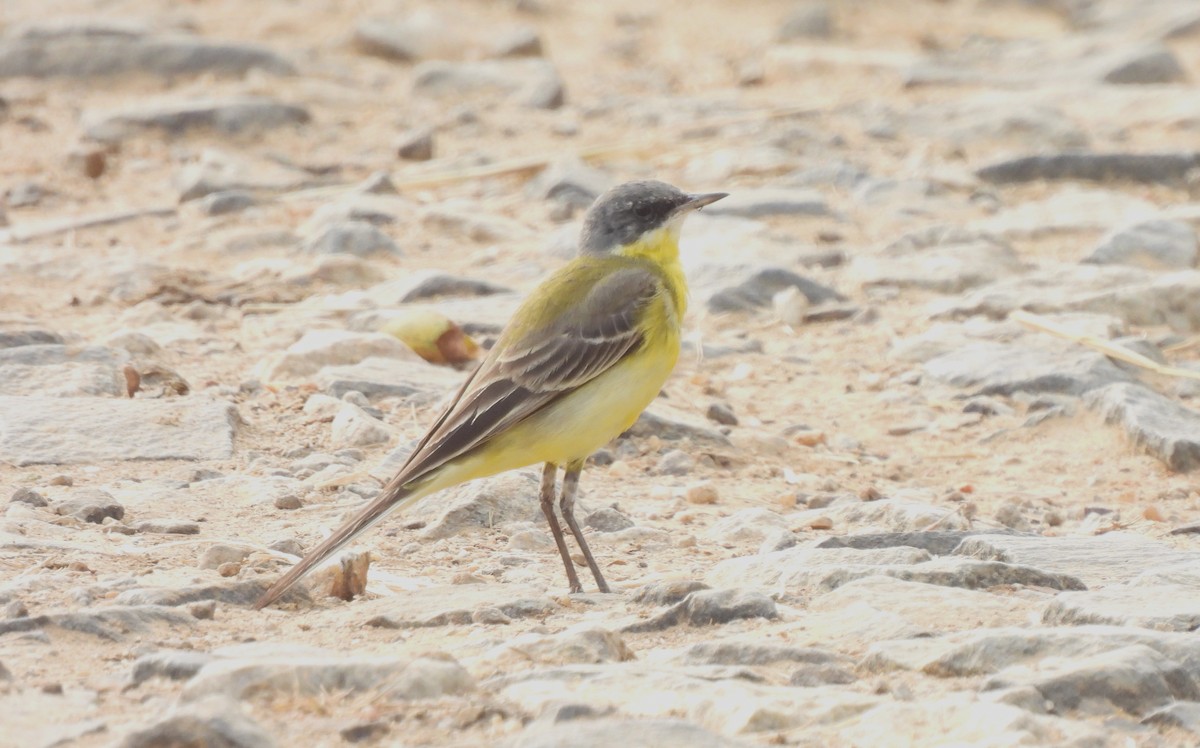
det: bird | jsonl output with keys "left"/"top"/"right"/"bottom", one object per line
{"left": 255, "top": 180, "right": 727, "bottom": 609}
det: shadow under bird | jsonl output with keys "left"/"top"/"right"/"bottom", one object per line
{"left": 255, "top": 180, "right": 727, "bottom": 609}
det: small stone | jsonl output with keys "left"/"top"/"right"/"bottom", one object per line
{"left": 983, "top": 644, "right": 1196, "bottom": 716}
{"left": 737, "top": 59, "right": 765, "bottom": 87}
{"left": 395, "top": 127, "right": 434, "bottom": 161}
{"left": 792, "top": 430, "right": 826, "bottom": 447}
{"left": 341, "top": 721, "right": 390, "bottom": 743}
{"left": 268, "top": 539, "right": 304, "bottom": 557}
{"left": 622, "top": 588, "right": 777, "bottom": 632}
{"left": 357, "top": 171, "right": 396, "bottom": 195}
{"left": 808, "top": 516, "right": 833, "bottom": 530}
{"left": 6, "top": 181, "right": 44, "bottom": 208}
{"left": 0, "top": 604, "right": 191, "bottom": 640}
{"left": 1087, "top": 383, "right": 1200, "bottom": 472}
{"left": 4, "top": 601, "right": 29, "bottom": 619}
{"left": 584, "top": 508, "right": 634, "bottom": 533}
{"left": 1142, "top": 702, "right": 1200, "bottom": 735}
{"left": 685, "top": 481, "right": 719, "bottom": 505}
{"left": 705, "top": 403, "right": 738, "bottom": 426}
{"left": 352, "top": 14, "right": 454, "bottom": 62}
{"left": 180, "top": 648, "right": 472, "bottom": 705}
{"left": 963, "top": 396, "right": 1013, "bottom": 416}
{"left": 705, "top": 266, "right": 844, "bottom": 314}
{"left": 683, "top": 640, "right": 848, "bottom": 667}
{"left": 526, "top": 158, "right": 613, "bottom": 213}
{"left": 198, "top": 190, "right": 256, "bottom": 216}
{"left": 103, "top": 331, "right": 162, "bottom": 358}
{"left": 481, "top": 626, "right": 632, "bottom": 670}
{"left": 489, "top": 26, "right": 543, "bottom": 58}
{"left": 70, "top": 146, "right": 107, "bottom": 179}
{"left": 994, "top": 502, "right": 1030, "bottom": 531}
{"left": 330, "top": 403, "right": 394, "bottom": 448}
{"left": 54, "top": 490, "right": 124, "bottom": 523}
{"left": 10, "top": 487, "right": 47, "bottom": 507}
{"left": 301, "top": 221, "right": 402, "bottom": 257}
{"left": 273, "top": 494, "right": 303, "bottom": 510}
{"left": 864, "top": 628, "right": 1186, "bottom": 686}
{"left": 654, "top": 450, "right": 694, "bottom": 476}
{"left": 48, "top": 474, "right": 73, "bottom": 487}
{"left": 627, "top": 405, "right": 731, "bottom": 447}
{"left": 1101, "top": 44, "right": 1187, "bottom": 85}
{"left": 303, "top": 394, "right": 344, "bottom": 420}
{"left": 0, "top": 396, "right": 238, "bottom": 465}
{"left": 117, "top": 696, "right": 275, "bottom": 748}
{"left": 976, "top": 152, "right": 1200, "bottom": 186}
{"left": 217, "top": 562, "right": 240, "bottom": 578}
{"left": 471, "top": 606, "right": 512, "bottom": 625}
{"left": 0, "top": 33, "right": 294, "bottom": 79}
{"left": 631, "top": 579, "right": 710, "bottom": 606}
{"left": 706, "top": 508, "right": 788, "bottom": 545}
{"left": 361, "top": 583, "right": 556, "bottom": 628}
{"left": 133, "top": 519, "right": 201, "bottom": 535}
{"left": 1083, "top": 219, "right": 1198, "bottom": 270}
{"left": 199, "top": 544, "right": 255, "bottom": 570}
{"left": 117, "top": 580, "right": 307, "bottom": 609}
{"left": 1044, "top": 584, "right": 1200, "bottom": 632}
{"left": 261, "top": 329, "right": 416, "bottom": 381}
{"left": 412, "top": 59, "right": 565, "bottom": 110}
{"left": 924, "top": 342, "right": 1131, "bottom": 398}
{"left": 732, "top": 524, "right": 787, "bottom": 559}
{"left": 415, "top": 473, "right": 543, "bottom": 539}
{"left": 773, "top": 287, "right": 811, "bottom": 326}
{"left": 789, "top": 663, "right": 858, "bottom": 686}
{"left": 954, "top": 533, "right": 1200, "bottom": 587}
{"left": 507, "top": 528, "right": 555, "bottom": 551}
{"left": 188, "top": 601, "right": 217, "bottom": 620}
{"left": 83, "top": 96, "right": 310, "bottom": 143}
{"left": 778, "top": 2, "right": 833, "bottom": 41}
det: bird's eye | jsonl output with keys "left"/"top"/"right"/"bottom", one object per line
{"left": 633, "top": 203, "right": 654, "bottom": 218}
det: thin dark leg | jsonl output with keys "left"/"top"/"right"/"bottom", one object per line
{"left": 539, "top": 462, "right": 582, "bottom": 593}
{"left": 560, "top": 460, "right": 610, "bottom": 593}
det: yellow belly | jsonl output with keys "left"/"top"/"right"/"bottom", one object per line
{"left": 426, "top": 336, "right": 679, "bottom": 490}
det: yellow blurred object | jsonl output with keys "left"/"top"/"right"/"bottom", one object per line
{"left": 380, "top": 309, "right": 479, "bottom": 365}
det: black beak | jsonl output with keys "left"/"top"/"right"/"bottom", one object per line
{"left": 675, "top": 192, "right": 728, "bottom": 215}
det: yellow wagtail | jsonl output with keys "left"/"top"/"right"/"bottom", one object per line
{"left": 255, "top": 180, "right": 726, "bottom": 608}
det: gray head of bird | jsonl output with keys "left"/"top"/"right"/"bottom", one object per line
{"left": 579, "top": 180, "right": 727, "bottom": 255}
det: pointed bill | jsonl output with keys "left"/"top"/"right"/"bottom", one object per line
{"left": 674, "top": 192, "right": 728, "bottom": 215}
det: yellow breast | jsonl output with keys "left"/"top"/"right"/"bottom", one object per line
{"left": 428, "top": 226, "right": 688, "bottom": 484}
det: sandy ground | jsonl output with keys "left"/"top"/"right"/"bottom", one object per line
{"left": 2, "top": 0, "right": 1200, "bottom": 745}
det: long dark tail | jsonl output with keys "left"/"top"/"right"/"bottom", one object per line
{"left": 254, "top": 479, "right": 430, "bottom": 609}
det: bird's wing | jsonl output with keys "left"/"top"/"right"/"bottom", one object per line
{"left": 394, "top": 263, "right": 663, "bottom": 483}
{"left": 253, "top": 263, "right": 665, "bottom": 609}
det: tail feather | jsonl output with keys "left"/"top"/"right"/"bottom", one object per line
{"left": 253, "top": 479, "right": 429, "bottom": 609}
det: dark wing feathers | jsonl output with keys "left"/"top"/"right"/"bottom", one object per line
{"left": 389, "top": 264, "right": 662, "bottom": 484}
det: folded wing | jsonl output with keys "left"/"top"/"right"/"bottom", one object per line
{"left": 392, "top": 263, "right": 663, "bottom": 485}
